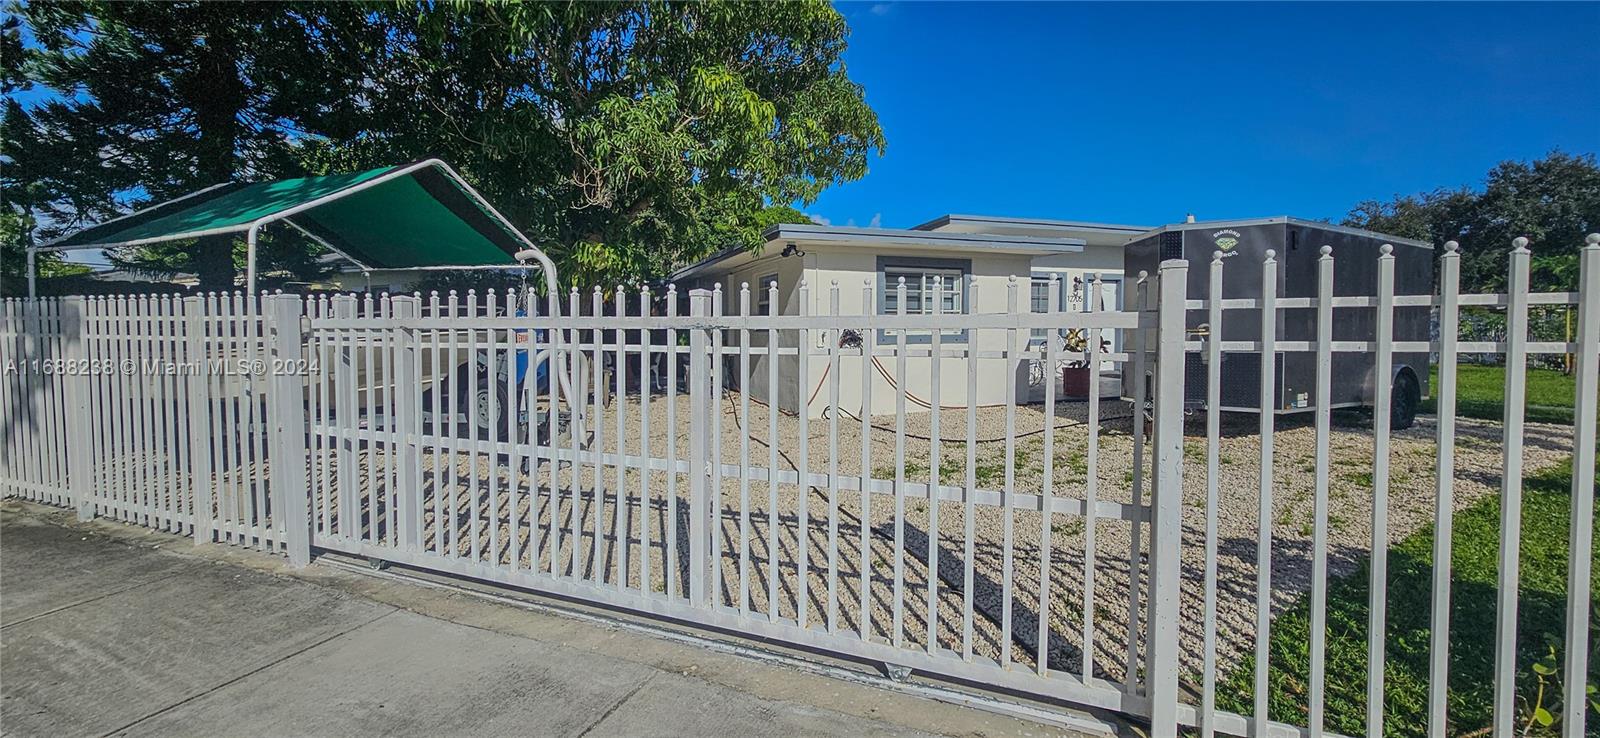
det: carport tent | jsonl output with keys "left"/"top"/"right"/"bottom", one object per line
{"left": 34, "top": 159, "right": 557, "bottom": 295}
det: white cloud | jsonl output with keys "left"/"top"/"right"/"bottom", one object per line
{"left": 870, "top": 3, "right": 893, "bottom": 16}
{"left": 868, "top": 213, "right": 883, "bottom": 229}
{"left": 806, "top": 213, "right": 830, "bottom": 226}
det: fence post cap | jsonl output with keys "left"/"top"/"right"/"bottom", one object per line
{"left": 1319, "top": 245, "right": 1334, "bottom": 257}
{"left": 1512, "top": 236, "right": 1530, "bottom": 251}
{"left": 1444, "top": 240, "right": 1460, "bottom": 253}
{"left": 1379, "top": 243, "right": 1394, "bottom": 256}
{"left": 1585, "top": 233, "right": 1599, "bottom": 245}
{"left": 1212, "top": 250, "right": 1224, "bottom": 262}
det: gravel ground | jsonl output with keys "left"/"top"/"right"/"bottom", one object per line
{"left": 308, "top": 389, "right": 1576, "bottom": 693}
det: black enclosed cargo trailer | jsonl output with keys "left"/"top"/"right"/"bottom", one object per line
{"left": 1121, "top": 217, "right": 1433, "bottom": 428}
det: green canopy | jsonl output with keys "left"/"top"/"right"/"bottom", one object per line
{"left": 43, "top": 160, "right": 538, "bottom": 283}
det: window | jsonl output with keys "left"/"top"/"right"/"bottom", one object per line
{"left": 883, "top": 267, "right": 963, "bottom": 315}
{"left": 756, "top": 273, "right": 779, "bottom": 314}
{"left": 1030, "top": 274, "right": 1060, "bottom": 338}
{"left": 876, "top": 256, "right": 971, "bottom": 343}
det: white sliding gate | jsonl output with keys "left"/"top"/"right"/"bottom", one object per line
{"left": 2, "top": 235, "right": 1597, "bottom": 738}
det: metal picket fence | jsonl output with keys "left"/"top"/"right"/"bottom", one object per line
{"left": 2, "top": 235, "right": 1596, "bottom": 738}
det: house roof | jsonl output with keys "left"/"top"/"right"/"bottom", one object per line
{"left": 912, "top": 213, "right": 1152, "bottom": 236}
{"left": 669, "top": 222, "right": 1086, "bottom": 281}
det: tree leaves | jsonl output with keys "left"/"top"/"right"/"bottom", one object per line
{"left": 7, "top": 1, "right": 884, "bottom": 293}
{"left": 1342, "top": 151, "right": 1600, "bottom": 293}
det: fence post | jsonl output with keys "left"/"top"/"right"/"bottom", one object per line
{"left": 184, "top": 295, "right": 214, "bottom": 543}
{"left": 392, "top": 296, "right": 422, "bottom": 551}
{"left": 61, "top": 296, "right": 94, "bottom": 521}
{"left": 1562, "top": 234, "right": 1600, "bottom": 737}
{"left": 332, "top": 295, "right": 358, "bottom": 541}
{"left": 265, "top": 293, "right": 311, "bottom": 567}
{"left": 1147, "top": 257, "right": 1189, "bottom": 736}
{"left": 687, "top": 288, "right": 712, "bottom": 606}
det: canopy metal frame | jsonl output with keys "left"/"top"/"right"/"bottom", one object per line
{"left": 30, "top": 158, "right": 560, "bottom": 298}
{"left": 29, "top": 159, "right": 589, "bottom": 448}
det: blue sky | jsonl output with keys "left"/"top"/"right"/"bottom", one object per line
{"left": 809, "top": 1, "right": 1600, "bottom": 230}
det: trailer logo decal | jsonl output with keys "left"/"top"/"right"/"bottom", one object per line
{"left": 1212, "top": 229, "right": 1241, "bottom": 253}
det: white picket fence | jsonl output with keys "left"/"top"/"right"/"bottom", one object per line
{"left": 2, "top": 235, "right": 1596, "bottom": 737}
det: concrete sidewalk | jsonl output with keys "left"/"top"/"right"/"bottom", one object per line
{"left": 0, "top": 502, "right": 1107, "bottom": 737}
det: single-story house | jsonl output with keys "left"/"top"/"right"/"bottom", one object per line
{"left": 669, "top": 214, "right": 1149, "bottom": 418}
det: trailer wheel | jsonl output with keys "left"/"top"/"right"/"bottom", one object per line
{"left": 1390, "top": 370, "right": 1420, "bottom": 430}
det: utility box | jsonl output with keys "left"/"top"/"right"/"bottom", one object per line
{"left": 1121, "top": 217, "right": 1433, "bottom": 427}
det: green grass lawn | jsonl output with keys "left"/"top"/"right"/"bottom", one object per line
{"left": 1216, "top": 460, "right": 1599, "bottom": 736}
{"left": 1420, "top": 363, "right": 1579, "bottom": 425}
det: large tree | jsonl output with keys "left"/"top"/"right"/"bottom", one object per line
{"left": 323, "top": 1, "right": 884, "bottom": 286}
{"left": 1343, "top": 151, "right": 1600, "bottom": 292}
{"left": 15, "top": 1, "right": 378, "bottom": 290}
{"left": 11, "top": 2, "right": 882, "bottom": 291}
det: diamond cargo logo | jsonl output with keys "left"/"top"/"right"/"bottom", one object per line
{"left": 1212, "top": 229, "right": 1241, "bottom": 252}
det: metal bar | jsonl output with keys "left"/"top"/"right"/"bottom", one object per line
{"left": 893, "top": 275, "right": 909, "bottom": 648}
{"left": 1126, "top": 272, "right": 1149, "bottom": 685}
{"left": 1001, "top": 276, "right": 1019, "bottom": 668}
{"left": 665, "top": 284, "right": 680, "bottom": 598}
{"left": 797, "top": 278, "right": 811, "bottom": 630}
{"left": 506, "top": 290, "right": 521, "bottom": 570}
{"left": 1081, "top": 274, "right": 1104, "bottom": 684}
{"left": 429, "top": 291, "right": 444, "bottom": 554}
{"left": 1366, "top": 245, "right": 1396, "bottom": 737}
{"left": 1308, "top": 246, "right": 1335, "bottom": 736}
{"left": 615, "top": 287, "right": 628, "bottom": 589}
{"left": 62, "top": 297, "right": 93, "bottom": 521}
{"left": 185, "top": 296, "right": 215, "bottom": 541}
{"left": 266, "top": 293, "right": 310, "bottom": 566}
{"left": 963, "top": 277, "right": 979, "bottom": 662}
{"left": 572, "top": 287, "right": 586, "bottom": 579}
{"left": 769, "top": 279, "right": 781, "bottom": 621}
{"left": 395, "top": 296, "right": 421, "bottom": 551}
{"left": 739, "top": 283, "right": 754, "bottom": 616}
{"left": 687, "top": 289, "right": 712, "bottom": 605}
{"left": 860, "top": 278, "right": 876, "bottom": 642}
{"left": 827, "top": 280, "right": 842, "bottom": 634}
{"left": 543, "top": 287, "right": 558, "bottom": 573}
{"left": 466, "top": 291, "right": 481, "bottom": 560}
{"left": 711, "top": 285, "right": 725, "bottom": 607}
{"left": 1561, "top": 235, "right": 1600, "bottom": 737}
{"left": 1254, "top": 250, "right": 1279, "bottom": 736}
{"left": 638, "top": 285, "right": 652, "bottom": 596}
{"left": 1492, "top": 238, "right": 1532, "bottom": 735}
{"left": 1427, "top": 242, "right": 1461, "bottom": 738}
{"left": 483, "top": 292, "right": 499, "bottom": 559}
{"left": 590, "top": 287, "right": 605, "bottom": 581}
{"left": 1146, "top": 257, "right": 1189, "bottom": 736}
{"left": 928, "top": 276, "right": 944, "bottom": 657}
{"left": 1200, "top": 253, "right": 1223, "bottom": 738}
{"left": 1037, "top": 275, "right": 1059, "bottom": 674}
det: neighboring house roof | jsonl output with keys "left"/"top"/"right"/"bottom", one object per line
{"left": 670, "top": 222, "right": 1087, "bottom": 282}
{"left": 912, "top": 213, "right": 1152, "bottom": 237}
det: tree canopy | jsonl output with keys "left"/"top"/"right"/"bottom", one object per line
{"left": 1343, "top": 151, "right": 1600, "bottom": 293}
{"left": 3, "top": 1, "right": 884, "bottom": 292}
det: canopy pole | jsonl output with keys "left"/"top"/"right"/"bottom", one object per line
{"left": 246, "top": 224, "right": 260, "bottom": 296}
{"left": 26, "top": 245, "right": 37, "bottom": 298}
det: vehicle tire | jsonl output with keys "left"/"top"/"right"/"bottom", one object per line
{"left": 1390, "top": 370, "right": 1420, "bottom": 430}
{"left": 455, "top": 370, "right": 510, "bottom": 437}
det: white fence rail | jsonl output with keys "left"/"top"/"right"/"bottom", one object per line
{"left": 2, "top": 235, "right": 1596, "bottom": 737}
